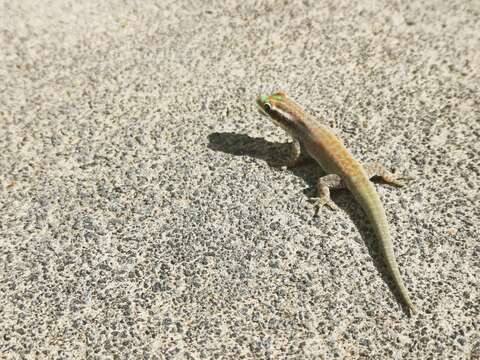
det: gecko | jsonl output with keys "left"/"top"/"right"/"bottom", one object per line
{"left": 256, "top": 91, "right": 416, "bottom": 314}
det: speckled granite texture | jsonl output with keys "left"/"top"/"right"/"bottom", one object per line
{"left": 1, "top": 0, "right": 479, "bottom": 358}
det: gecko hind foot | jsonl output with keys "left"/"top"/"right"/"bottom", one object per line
{"left": 309, "top": 197, "right": 339, "bottom": 211}
{"left": 365, "top": 163, "right": 415, "bottom": 187}
{"left": 385, "top": 175, "right": 415, "bottom": 187}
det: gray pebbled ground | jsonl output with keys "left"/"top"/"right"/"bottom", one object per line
{"left": 1, "top": 0, "right": 479, "bottom": 358}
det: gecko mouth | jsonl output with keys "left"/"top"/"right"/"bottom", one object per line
{"left": 257, "top": 105, "right": 268, "bottom": 117}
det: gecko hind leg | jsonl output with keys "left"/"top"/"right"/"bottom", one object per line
{"left": 310, "top": 174, "right": 344, "bottom": 212}
{"left": 365, "top": 162, "right": 413, "bottom": 187}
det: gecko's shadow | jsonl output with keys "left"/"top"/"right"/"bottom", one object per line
{"left": 208, "top": 131, "right": 412, "bottom": 315}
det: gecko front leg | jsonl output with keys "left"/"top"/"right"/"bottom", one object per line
{"left": 270, "top": 139, "right": 310, "bottom": 168}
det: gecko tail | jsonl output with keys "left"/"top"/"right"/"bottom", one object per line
{"left": 407, "top": 302, "right": 417, "bottom": 316}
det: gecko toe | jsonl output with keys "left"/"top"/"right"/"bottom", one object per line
{"left": 309, "top": 197, "right": 338, "bottom": 211}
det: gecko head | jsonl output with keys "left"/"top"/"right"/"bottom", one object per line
{"left": 256, "top": 91, "right": 297, "bottom": 131}
{"left": 256, "top": 91, "right": 287, "bottom": 115}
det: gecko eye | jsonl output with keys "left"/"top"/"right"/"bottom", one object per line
{"left": 256, "top": 95, "right": 274, "bottom": 115}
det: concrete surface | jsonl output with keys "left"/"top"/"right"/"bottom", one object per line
{"left": 1, "top": 0, "right": 479, "bottom": 358}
